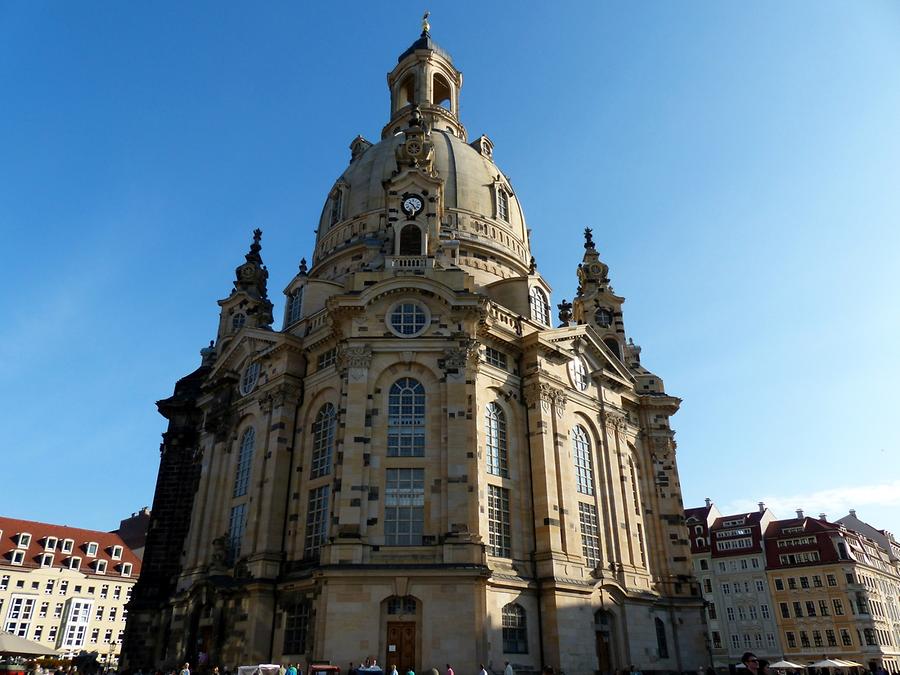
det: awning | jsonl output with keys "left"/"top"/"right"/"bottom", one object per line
{"left": 0, "top": 631, "right": 61, "bottom": 657}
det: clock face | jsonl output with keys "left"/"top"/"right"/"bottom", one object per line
{"left": 402, "top": 195, "right": 424, "bottom": 217}
{"left": 406, "top": 140, "right": 422, "bottom": 156}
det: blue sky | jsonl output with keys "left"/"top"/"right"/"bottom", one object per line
{"left": 1, "top": 2, "right": 898, "bottom": 536}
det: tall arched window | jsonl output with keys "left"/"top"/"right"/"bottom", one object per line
{"left": 498, "top": 189, "right": 509, "bottom": 222}
{"left": 502, "top": 603, "right": 528, "bottom": 654}
{"left": 432, "top": 73, "right": 451, "bottom": 109}
{"left": 572, "top": 425, "right": 594, "bottom": 496}
{"left": 329, "top": 189, "right": 343, "bottom": 226}
{"left": 604, "top": 337, "right": 621, "bottom": 360}
{"left": 397, "top": 74, "right": 415, "bottom": 108}
{"left": 655, "top": 617, "right": 669, "bottom": 658}
{"left": 399, "top": 225, "right": 422, "bottom": 255}
{"left": 233, "top": 427, "right": 255, "bottom": 497}
{"left": 529, "top": 287, "right": 550, "bottom": 326}
{"left": 485, "top": 402, "right": 508, "bottom": 477}
{"left": 310, "top": 403, "right": 337, "bottom": 478}
{"left": 388, "top": 378, "right": 425, "bottom": 457}
{"left": 629, "top": 457, "right": 642, "bottom": 516}
{"left": 285, "top": 287, "right": 303, "bottom": 326}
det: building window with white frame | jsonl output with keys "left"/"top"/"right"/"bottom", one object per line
{"left": 61, "top": 538, "right": 74, "bottom": 554}
{"left": 39, "top": 553, "right": 54, "bottom": 568}
{"left": 501, "top": 603, "right": 527, "bottom": 653}
{"left": 121, "top": 563, "right": 132, "bottom": 577}
{"left": 4, "top": 595, "right": 36, "bottom": 637}
{"left": 233, "top": 427, "right": 256, "bottom": 497}
{"left": 310, "top": 403, "right": 337, "bottom": 479}
{"left": 485, "top": 402, "right": 508, "bottom": 477}
{"left": 497, "top": 188, "right": 509, "bottom": 222}
{"left": 68, "top": 557, "right": 81, "bottom": 571}
{"left": 304, "top": 486, "right": 330, "bottom": 558}
{"left": 110, "top": 545, "right": 122, "bottom": 560}
{"left": 10, "top": 550, "right": 24, "bottom": 565}
{"left": 572, "top": 425, "right": 594, "bottom": 495}
{"left": 240, "top": 361, "right": 260, "bottom": 396}
{"left": 283, "top": 601, "right": 311, "bottom": 655}
{"left": 86, "top": 542, "right": 98, "bottom": 557}
{"left": 384, "top": 468, "right": 425, "bottom": 546}
{"left": 484, "top": 347, "right": 507, "bottom": 370}
{"left": 579, "top": 502, "right": 600, "bottom": 568}
{"left": 44, "top": 537, "right": 57, "bottom": 551}
{"left": 285, "top": 286, "right": 304, "bottom": 326}
{"left": 487, "top": 485, "right": 511, "bottom": 557}
{"left": 94, "top": 560, "right": 107, "bottom": 574}
{"left": 529, "top": 287, "right": 550, "bottom": 326}
{"left": 387, "top": 378, "right": 426, "bottom": 457}
{"left": 17, "top": 533, "right": 31, "bottom": 548}
{"left": 388, "top": 302, "right": 428, "bottom": 336}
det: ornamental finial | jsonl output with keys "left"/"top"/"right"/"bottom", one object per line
{"left": 583, "top": 227, "right": 595, "bottom": 250}
{"left": 422, "top": 11, "right": 430, "bottom": 35}
{"left": 299, "top": 258, "right": 308, "bottom": 276}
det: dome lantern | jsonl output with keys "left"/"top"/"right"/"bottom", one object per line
{"left": 383, "top": 18, "right": 466, "bottom": 141}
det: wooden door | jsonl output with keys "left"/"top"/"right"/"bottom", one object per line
{"left": 387, "top": 622, "right": 416, "bottom": 673}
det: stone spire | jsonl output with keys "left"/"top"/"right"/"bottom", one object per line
{"left": 233, "top": 228, "right": 271, "bottom": 301}
{"left": 216, "top": 229, "right": 274, "bottom": 338}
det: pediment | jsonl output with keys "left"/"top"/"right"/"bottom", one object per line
{"left": 207, "top": 329, "right": 282, "bottom": 381}
{"left": 543, "top": 325, "right": 635, "bottom": 386}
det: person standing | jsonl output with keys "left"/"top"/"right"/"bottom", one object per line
{"left": 479, "top": 665, "right": 488, "bottom": 675}
{"left": 180, "top": 664, "right": 191, "bottom": 675}
{"left": 741, "top": 654, "right": 759, "bottom": 675}
{"left": 446, "top": 665, "right": 454, "bottom": 675}
{"left": 287, "top": 664, "right": 298, "bottom": 675}
{"left": 504, "top": 663, "right": 513, "bottom": 675}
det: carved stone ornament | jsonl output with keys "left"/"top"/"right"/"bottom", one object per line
{"left": 441, "top": 338, "right": 479, "bottom": 373}
{"left": 338, "top": 345, "right": 373, "bottom": 370}
{"left": 553, "top": 390, "right": 567, "bottom": 417}
{"left": 604, "top": 411, "right": 626, "bottom": 432}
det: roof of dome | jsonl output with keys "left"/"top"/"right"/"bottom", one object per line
{"left": 397, "top": 30, "right": 453, "bottom": 64}
{"left": 336, "top": 130, "right": 519, "bottom": 226}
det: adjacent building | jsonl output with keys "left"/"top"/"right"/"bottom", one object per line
{"left": 686, "top": 501, "right": 781, "bottom": 667}
{"left": 122, "top": 23, "right": 707, "bottom": 675}
{"left": 687, "top": 501, "right": 900, "bottom": 674}
{"left": 0, "top": 516, "right": 141, "bottom": 664}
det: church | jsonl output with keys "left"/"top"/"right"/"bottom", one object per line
{"left": 122, "top": 21, "right": 706, "bottom": 675}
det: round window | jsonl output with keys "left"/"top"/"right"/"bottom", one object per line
{"left": 387, "top": 301, "right": 429, "bottom": 337}
{"left": 568, "top": 357, "right": 589, "bottom": 391}
{"left": 595, "top": 307, "right": 613, "bottom": 328}
{"left": 240, "top": 361, "right": 260, "bottom": 395}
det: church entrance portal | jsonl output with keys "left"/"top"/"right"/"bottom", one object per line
{"left": 386, "top": 622, "right": 416, "bottom": 672}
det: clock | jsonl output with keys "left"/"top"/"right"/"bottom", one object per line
{"left": 406, "top": 140, "right": 423, "bottom": 156}
{"left": 240, "top": 265, "right": 255, "bottom": 280}
{"left": 401, "top": 194, "right": 424, "bottom": 218}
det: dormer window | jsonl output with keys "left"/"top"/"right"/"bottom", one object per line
{"left": 529, "top": 287, "right": 551, "bottom": 326}
{"left": 329, "top": 189, "right": 343, "bottom": 226}
{"left": 68, "top": 557, "right": 82, "bottom": 571}
{"left": 39, "top": 553, "right": 54, "bottom": 568}
{"left": 94, "top": 560, "right": 107, "bottom": 574}
{"left": 285, "top": 287, "right": 303, "bottom": 326}
{"left": 10, "top": 550, "right": 25, "bottom": 565}
{"left": 86, "top": 542, "right": 98, "bottom": 557}
{"left": 120, "top": 563, "right": 133, "bottom": 577}
{"left": 110, "top": 545, "right": 123, "bottom": 560}
{"left": 497, "top": 189, "right": 509, "bottom": 222}
{"left": 232, "top": 313, "right": 246, "bottom": 332}
{"left": 17, "top": 533, "right": 31, "bottom": 548}
{"left": 44, "top": 537, "right": 57, "bottom": 551}
{"left": 61, "top": 539, "right": 74, "bottom": 554}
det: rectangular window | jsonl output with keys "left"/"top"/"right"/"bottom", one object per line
{"left": 708, "top": 602, "right": 717, "bottom": 620}
{"left": 17, "top": 533, "right": 31, "bottom": 548}
{"left": 751, "top": 558, "right": 759, "bottom": 568}
{"left": 800, "top": 576, "right": 809, "bottom": 589}
{"left": 61, "top": 599, "right": 93, "bottom": 650}
{"left": 95, "top": 606, "right": 103, "bottom": 621}
{"left": 44, "top": 537, "right": 57, "bottom": 551}
{"left": 39, "top": 602, "right": 48, "bottom": 618}
{"left": 90, "top": 629, "right": 99, "bottom": 644}
{"left": 111, "top": 545, "right": 123, "bottom": 560}
{"left": 806, "top": 600, "right": 816, "bottom": 616}
{"left": 121, "top": 562, "right": 133, "bottom": 577}
{"left": 722, "top": 583, "right": 731, "bottom": 595}
{"left": 578, "top": 503, "right": 600, "bottom": 568}
{"left": 704, "top": 579, "right": 712, "bottom": 593}
{"left": 86, "top": 542, "right": 98, "bottom": 556}
{"left": 766, "top": 633, "right": 776, "bottom": 648}
{"left": 730, "top": 634, "right": 740, "bottom": 649}
{"left": 833, "top": 598, "right": 844, "bottom": 615}
{"left": 104, "top": 629, "right": 113, "bottom": 644}
{"left": 774, "top": 578, "right": 784, "bottom": 591}
{"left": 712, "top": 632, "right": 722, "bottom": 649}
{"left": 826, "top": 573, "right": 837, "bottom": 586}
{"left": 841, "top": 629, "right": 852, "bottom": 646}
{"left": 727, "top": 607, "right": 735, "bottom": 621}
{"left": 316, "top": 348, "right": 337, "bottom": 370}
{"left": 68, "top": 556, "right": 82, "bottom": 571}
{"left": 788, "top": 577, "right": 797, "bottom": 589}
{"left": 61, "top": 539, "right": 74, "bottom": 554}
{"left": 813, "top": 630, "right": 823, "bottom": 647}
{"left": 304, "top": 486, "right": 330, "bottom": 557}
{"left": 800, "top": 631, "right": 810, "bottom": 648}
{"left": 755, "top": 580, "right": 765, "bottom": 592}
{"left": 33, "top": 625, "right": 43, "bottom": 640}
{"left": 227, "top": 503, "right": 247, "bottom": 563}
{"left": 3, "top": 595, "right": 36, "bottom": 637}
{"left": 59, "top": 581, "right": 68, "bottom": 596}
{"left": 283, "top": 601, "right": 311, "bottom": 654}
{"left": 100, "top": 585, "right": 108, "bottom": 599}
{"left": 749, "top": 606, "right": 758, "bottom": 620}
{"left": 484, "top": 347, "right": 508, "bottom": 370}
{"left": 113, "top": 586, "right": 121, "bottom": 600}
{"left": 0, "top": 575, "right": 8, "bottom": 591}
{"left": 793, "top": 601, "right": 803, "bottom": 617}
{"left": 826, "top": 630, "right": 837, "bottom": 647}
{"left": 487, "top": 485, "right": 511, "bottom": 557}
{"left": 94, "top": 560, "right": 107, "bottom": 574}
{"left": 738, "top": 607, "right": 746, "bottom": 620}
{"left": 572, "top": 431, "right": 594, "bottom": 495}
{"left": 11, "top": 550, "right": 25, "bottom": 565}
{"left": 485, "top": 404, "right": 509, "bottom": 478}
{"left": 813, "top": 575, "right": 822, "bottom": 587}
{"left": 819, "top": 600, "right": 829, "bottom": 616}
{"left": 45, "top": 581, "right": 55, "bottom": 595}
{"left": 760, "top": 604, "right": 770, "bottom": 619}
{"left": 384, "top": 468, "right": 425, "bottom": 546}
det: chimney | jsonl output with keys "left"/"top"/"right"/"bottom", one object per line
{"left": 849, "top": 509, "right": 857, "bottom": 518}
{"left": 705, "top": 498, "right": 712, "bottom": 507}
{"left": 819, "top": 513, "right": 827, "bottom": 521}
{"left": 758, "top": 502, "right": 765, "bottom": 513}
{"left": 796, "top": 509, "right": 804, "bottom": 519}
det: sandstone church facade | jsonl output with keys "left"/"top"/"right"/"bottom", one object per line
{"left": 122, "top": 25, "right": 706, "bottom": 675}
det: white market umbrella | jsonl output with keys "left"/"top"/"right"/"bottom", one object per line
{"left": 832, "top": 662, "right": 863, "bottom": 668}
{"left": 770, "top": 662, "right": 805, "bottom": 669}
{"left": 810, "top": 661, "right": 849, "bottom": 669}
{"left": 0, "top": 630, "right": 60, "bottom": 656}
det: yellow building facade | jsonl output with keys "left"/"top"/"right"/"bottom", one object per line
{"left": 123, "top": 26, "right": 706, "bottom": 675}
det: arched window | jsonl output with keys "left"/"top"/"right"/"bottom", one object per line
{"left": 233, "top": 427, "right": 255, "bottom": 497}
{"left": 388, "top": 378, "right": 425, "bottom": 457}
{"left": 629, "top": 457, "right": 641, "bottom": 516}
{"left": 655, "top": 617, "right": 669, "bottom": 658}
{"left": 240, "top": 361, "right": 260, "bottom": 396}
{"left": 310, "top": 403, "right": 336, "bottom": 478}
{"left": 572, "top": 425, "right": 594, "bottom": 496}
{"left": 497, "top": 189, "right": 509, "bottom": 222}
{"left": 232, "top": 313, "right": 246, "bottom": 332}
{"left": 398, "top": 74, "right": 415, "bottom": 108}
{"left": 604, "top": 337, "right": 621, "bottom": 360}
{"left": 329, "top": 189, "right": 343, "bottom": 226}
{"left": 285, "top": 287, "right": 303, "bottom": 326}
{"left": 432, "top": 73, "right": 451, "bottom": 109}
{"left": 502, "top": 603, "right": 528, "bottom": 654}
{"left": 399, "top": 224, "right": 422, "bottom": 255}
{"left": 529, "top": 287, "right": 550, "bottom": 326}
{"left": 386, "top": 595, "right": 417, "bottom": 615}
{"left": 485, "top": 402, "right": 508, "bottom": 477}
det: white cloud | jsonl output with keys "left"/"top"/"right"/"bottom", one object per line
{"left": 722, "top": 480, "right": 900, "bottom": 522}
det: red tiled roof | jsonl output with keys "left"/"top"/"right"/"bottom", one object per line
{"left": 0, "top": 515, "right": 141, "bottom": 577}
